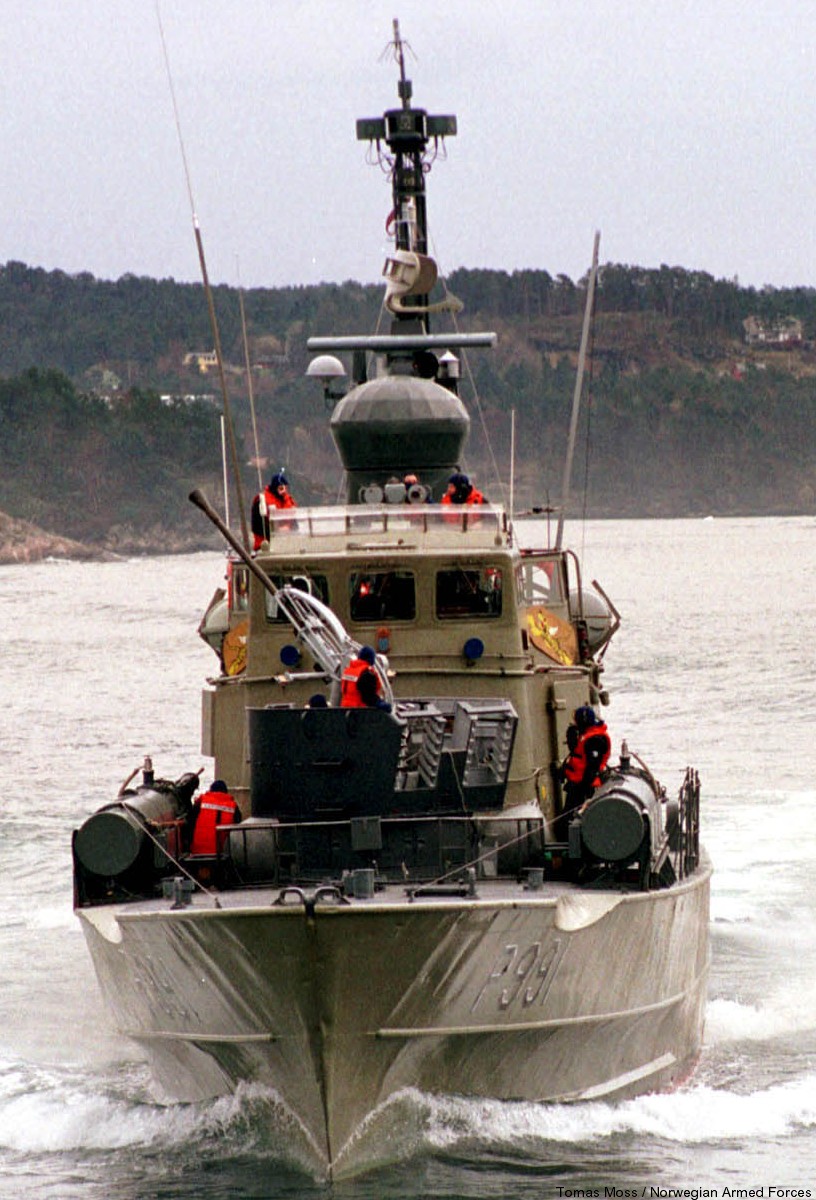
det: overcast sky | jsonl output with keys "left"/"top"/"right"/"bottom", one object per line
{"left": 2, "top": 1, "right": 815, "bottom": 291}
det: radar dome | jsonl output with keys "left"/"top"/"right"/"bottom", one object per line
{"left": 330, "top": 374, "right": 469, "bottom": 503}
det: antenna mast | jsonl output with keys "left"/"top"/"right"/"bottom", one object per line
{"left": 556, "top": 231, "right": 600, "bottom": 550}
{"left": 356, "top": 21, "right": 457, "bottom": 332}
{"left": 156, "top": 1, "right": 251, "bottom": 550}
{"left": 394, "top": 18, "right": 409, "bottom": 107}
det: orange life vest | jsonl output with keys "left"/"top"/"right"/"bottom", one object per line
{"left": 564, "top": 722, "right": 611, "bottom": 788}
{"left": 252, "top": 488, "right": 297, "bottom": 549}
{"left": 340, "top": 658, "right": 380, "bottom": 708}
{"left": 441, "top": 488, "right": 485, "bottom": 506}
{"left": 189, "top": 790, "right": 240, "bottom": 855}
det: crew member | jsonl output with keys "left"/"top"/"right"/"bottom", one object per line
{"left": 340, "top": 645, "right": 390, "bottom": 709}
{"left": 403, "top": 473, "right": 428, "bottom": 504}
{"left": 251, "top": 472, "right": 297, "bottom": 549}
{"left": 563, "top": 705, "right": 611, "bottom": 809}
{"left": 441, "top": 472, "right": 485, "bottom": 506}
{"left": 189, "top": 779, "right": 240, "bottom": 855}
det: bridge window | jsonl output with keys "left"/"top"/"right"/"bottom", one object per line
{"left": 436, "top": 568, "right": 503, "bottom": 619}
{"left": 264, "top": 574, "right": 329, "bottom": 622}
{"left": 230, "top": 565, "right": 250, "bottom": 613}
{"left": 518, "top": 556, "right": 565, "bottom": 606}
{"left": 350, "top": 571, "right": 416, "bottom": 622}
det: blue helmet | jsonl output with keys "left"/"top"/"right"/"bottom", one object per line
{"left": 574, "top": 705, "right": 597, "bottom": 730}
{"left": 447, "top": 472, "right": 472, "bottom": 502}
{"left": 358, "top": 645, "right": 376, "bottom": 665}
{"left": 448, "top": 471, "right": 470, "bottom": 489}
{"left": 270, "top": 472, "right": 289, "bottom": 490}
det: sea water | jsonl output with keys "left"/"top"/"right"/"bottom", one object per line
{"left": 0, "top": 518, "right": 814, "bottom": 1198}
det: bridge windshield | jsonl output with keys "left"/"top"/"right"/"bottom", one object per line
{"left": 518, "top": 554, "right": 567, "bottom": 608}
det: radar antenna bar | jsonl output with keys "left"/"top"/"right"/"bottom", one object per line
{"left": 307, "top": 332, "right": 496, "bottom": 353}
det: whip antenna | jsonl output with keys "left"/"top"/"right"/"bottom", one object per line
{"left": 237, "top": 255, "right": 264, "bottom": 497}
{"left": 556, "top": 230, "right": 600, "bottom": 550}
{"left": 509, "top": 408, "right": 516, "bottom": 523}
{"left": 220, "top": 415, "right": 230, "bottom": 528}
{"left": 155, "top": 0, "right": 251, "bottom": 550}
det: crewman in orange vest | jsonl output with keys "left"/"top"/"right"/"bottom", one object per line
{"left": 251, "top": 472, "right": 297, "bottom": 549}
{"left": 440, "top": 472, "right": 485, "bottom": 506}
{"left": 340, "top": 645, "right": 390, "bottom": 709}
{"left": 189, "top": 780, "right": 240, "bottom": 855}
{"left": 563, "top": 705, "right": 611, "bottom": 809}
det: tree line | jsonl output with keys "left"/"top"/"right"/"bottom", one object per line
{"left": 3, "top": 258, "right": 816, "bottom": 379}
{"left": 0, "top": 259, "right": 814, "bottom": 548}
{"left": 0, "top": 368, "right": 225, "bottom": 550}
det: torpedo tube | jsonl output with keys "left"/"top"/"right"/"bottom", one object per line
{"left": 73, "top": 765, "right": 200, "bottom": 901}
{"left": 579, "top": 772, "right": 662, "bottom": 864}
{"left": 572, "top": 745, "right": 677, "bottom": 886}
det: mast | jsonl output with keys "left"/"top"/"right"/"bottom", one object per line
{"left": 555, "top": 231, "right": 600, "bottom": 550}
{"left": 356, "top": 19, "right": 456, "bottom": 333}
{"left": 156, "top": 3, "right": 251, "bottom": 549}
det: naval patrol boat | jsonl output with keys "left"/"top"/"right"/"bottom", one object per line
{"left": 73, "top": 23, "right": 710, "bottom": 1178}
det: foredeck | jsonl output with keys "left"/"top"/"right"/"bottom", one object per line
{"left": 84, "top": 854, "right": 712, "bottom": 923}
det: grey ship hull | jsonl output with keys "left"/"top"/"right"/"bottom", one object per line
{"left": 78, "top": 859, "right": 710, "bottom": 1177}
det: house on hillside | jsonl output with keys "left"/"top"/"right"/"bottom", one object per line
{"left": 159, "top": 393, "right": 218, "bottom": 407}
{"left": 743, "top": 315, "right": 803, "bottom": 348}
{"left": 183, "top": 350, "right": 219, "bottom": 374}
{"left": 183, "top": 350, "right": 244, "bottom": 376}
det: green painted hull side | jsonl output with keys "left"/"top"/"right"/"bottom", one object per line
{"left": 78, "top": 860, "right": 710, "bottom": 1176}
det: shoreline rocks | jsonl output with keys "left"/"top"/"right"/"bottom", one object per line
{"left": 0, "top": 510, "right": 115, "bottom": 564}
{"left": 0, "top": 509, "right": 220, "bottom": 563}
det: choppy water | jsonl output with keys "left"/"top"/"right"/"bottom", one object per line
{"left": 1, "top": 518, "right": 814, "bottom": 1198}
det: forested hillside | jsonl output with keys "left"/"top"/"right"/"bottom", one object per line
{"left": 0, "top": 369, "right": 226, "bottom": 553}
{"left": 1, "top": 259, "right": 814, "bottom": 555}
